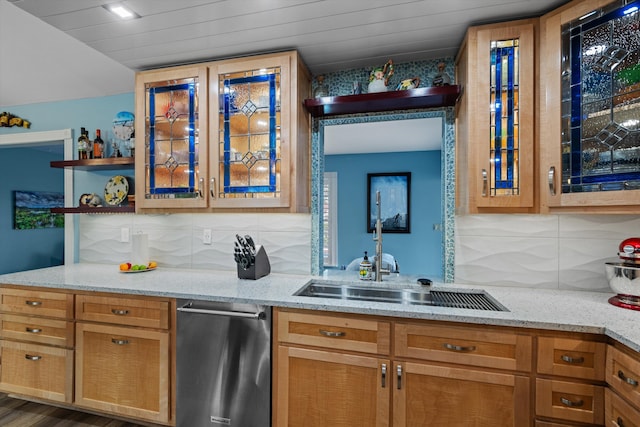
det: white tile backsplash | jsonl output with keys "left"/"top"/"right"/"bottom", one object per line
{"left": 455, "top": 214, "right": 633, "bottom": 292}
{"left": 79, "top": 213, "right": 312, "bottom": 274}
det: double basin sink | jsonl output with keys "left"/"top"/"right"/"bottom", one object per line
{"left": 294, "top": 280, "right": 508, "bottom": 312}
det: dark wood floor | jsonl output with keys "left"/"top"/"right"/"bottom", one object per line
{"left": 0, "top": 393, "right": 152, "bottom": 427}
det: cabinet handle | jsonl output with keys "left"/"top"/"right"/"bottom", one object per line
{"left": 318, "top": 329, "right": 345, "bottom": 338}
{"left": 25, "top": 327, "right": 42, "bottom": 334}
{"left": 111, "top": 309, "right": 129, "bottom": 316}
{"left": 24, "top": 354, "right": 42, "bottom": 361}
{"left": 618, "top": 370, "right": 639, "bottom": 386}
{"left": 616, "top": 417, "right": 625, "bottom": 427}
{"left": 560, "top": 397, "right": 584, "bottom": 408}
{"left": 548, "top": 166, "right": 556, "bottom": 196}
{"left": 25, "top": 300, "right": 42, "bottom": 306}
{"left": 443, "top": 343, "right": 477, "bottom": 352}
{"left": 198, "top": 177, "right": 204, "bottom": 198}
{"left": 397, "top": 365, "right": 402, "bottom": 390}
{"left": 111, "top": 338, "right": 129, "bottom": 345}
{"left": 210, "top": 178, "right": 216, "bottom": 199}
{"left": 381, "top": 363, "right": 387, "bottom": 388}
{"left": 560, "top": 354, "right": 584, "bottom": 364}
{"left": 481, "top": 169, "right": 488, "bottom": 197}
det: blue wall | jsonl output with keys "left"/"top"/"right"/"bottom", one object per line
{"left": 325, "top": 150, "right": 442, "bottom": 276}
{"left": 0, "top": 93, "right": 135, "bottom": 270}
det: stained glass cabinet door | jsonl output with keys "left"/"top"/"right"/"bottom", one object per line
{"left": 209, "top": 55, "right": 293, "bottom": 209}
{"left": 135, "top": 66, "right": 209, "bottom": 209}
{"left": 541, "top": 0, "right": 640, "bottom": 211}
{"left": 456, "top": 21, "right": 536, "bottom": 213}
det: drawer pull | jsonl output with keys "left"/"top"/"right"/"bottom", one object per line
{"left": 618, "top": 370, "right": 639, "bottom": 387}
{"left": 560, "top": 397, "right": 584, "bottom": 408}
{"left": 24, "top": 354, "right": 42, "bottom": 361}
{"left": 481, "top": 169, "right": 488, "bottom": 197}
{"left": 25, "top": 300, "right": 42, "bottom": 306}
{"left": 319, "top": 329, "right": 345, "bottom": 338}
{"left": 397, "top": 365, "right": 403, "bottom": 390}
{"left": 111, "top": 338, "right": 129, "bottom": 345}
{"left": 111, "top": 309, "right": 129, "bottom": 316}
{"left": 25, "top": 327, "right": 42, "bottom": 334}
{"left": 560, "top": 354, "right": 584, "bottom": 364}
{"left": 617, "top": 417, "right": 625, "bottom": 427}
{"left": 443, "top": 343, "right": 477, "bottom": 352}
{"left": 381, "top": 364, "right": 387, "bottom": 388}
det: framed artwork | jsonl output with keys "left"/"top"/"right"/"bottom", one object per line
{"left": 14, "top": 191, "right": 64, "bottom": 230}
{"left": 367, "top": 172, "right": 410, "bottom": 233}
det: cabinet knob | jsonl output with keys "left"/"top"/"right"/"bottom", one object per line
{"left": 548, "top": 166, "right": 556, "bottom": 196}
{"left": 25, "top": 300, "right": 42, "bottom": 306}
{"left": 319, "top": 329, "right": 345, "bottom": 338}
{"left": 24, "top": 354, "right": 42, "bottom": 361}
{"left": 560, "top": 354, "right": 584, "bottom": 364}
{"left": 443, "top": 343, "right": 477, "bottom": 352}
{"left": 618, "top": 370, "right": 639, "bottom": 387}
{"left": 560, "top": 397, "right": 584, "bottom": 408}
{"left": 481, "top": 169, "right": 488, "bottom": 197}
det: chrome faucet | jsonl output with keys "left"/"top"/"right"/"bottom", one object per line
{"left": 373, "top": 191, "right": 390, "bottom": 281}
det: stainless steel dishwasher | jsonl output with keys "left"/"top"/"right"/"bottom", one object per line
{"left": 177, "top": 299, "right": 272, "bottom": 427}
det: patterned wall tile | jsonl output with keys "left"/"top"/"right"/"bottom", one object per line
{"left": 456, "top": 214, "right": 558, "bottom": 238}
{"left": 455, "top": 234, "right": 559, "bottom": 289}
{"left": 559, "top": 215, "right": 640, "bottom": 240}
{"left": 558, "top": 237, "right": 616, "bottom": 292}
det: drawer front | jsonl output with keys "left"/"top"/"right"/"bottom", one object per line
{"left": 536, "top": 378, "right": 604, "bottom": 424}
{"left": 607, "top": 345, "right": 640, "bottom": 406}
{"left": 605, "top": 388, "right": 640, "bottom": 427}
{"left": 0, "top": 288, "right": 73, "bottom": 319}
{"left": 0, "top": 340, "right": 73, "bottom": 403}
{"left": 76, "top": 295, "right": 170, "bottom": 329}
{"left": 394, "top": 322, "right": 532, "bottom": 371}
{"left": 276, "top": 309, "right": 391, "bottom": 355}
{"left": 538, "top": 336, "right": 606, "bottom": 381}
{"left": 0, "top": 313, "right": 74, "bottom": 347}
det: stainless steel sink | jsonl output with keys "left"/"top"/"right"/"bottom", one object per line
{"left": 294, "top": 281, "right": 508, "bottom": 312}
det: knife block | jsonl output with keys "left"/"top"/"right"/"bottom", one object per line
{"left": 237, "top": 246, "right": 271, "bottom": 280}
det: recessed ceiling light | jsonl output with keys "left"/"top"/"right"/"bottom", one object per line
{"left": 102, "top": 4, "right": 141, "bottom": 20}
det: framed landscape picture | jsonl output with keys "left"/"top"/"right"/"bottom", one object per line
{"left": 367, "top": 172, "right": 410, "bottom": 233}
{"left": 14, "top": 190, "right": 64, "bottom": 230}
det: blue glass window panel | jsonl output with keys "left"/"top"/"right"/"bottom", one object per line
{"left": 561, "top": 0, "right": 640, "bottom": 193}
{"left": 221, "top": 73, "right": 277, "bottom": 194}
{"left": 147, "top": 81, "right": 197, "bottom": 195}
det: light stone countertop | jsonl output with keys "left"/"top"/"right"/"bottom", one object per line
{"left": 0, "top": 264, "right": 637, "bottom": 352}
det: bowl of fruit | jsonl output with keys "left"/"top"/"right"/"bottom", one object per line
{"left": 119, "top": 261, "right": 157, "bottom": 273}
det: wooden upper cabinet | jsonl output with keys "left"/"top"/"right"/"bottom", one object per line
{"left": 135, "top": 51, "right": 311, "bottom": 213}
{"left": 539, "top": 0, "right": 640, "bottom": 212}
{"left": 456, "top": 19, "right": 537, "bottom": 214}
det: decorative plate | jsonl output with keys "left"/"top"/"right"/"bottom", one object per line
{"left": 120, "top": 266, "right": 157, "bottom": 273}
{"left": 104, "top": 175, "right": 129, "bottom": 206}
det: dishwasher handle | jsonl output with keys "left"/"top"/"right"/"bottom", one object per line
{"left": 177, "top": 304, "right": 266, "bottom": 320}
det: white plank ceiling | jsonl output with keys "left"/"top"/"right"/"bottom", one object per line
{"left": 1, "top": 0, "right": 570, "bottom": 107}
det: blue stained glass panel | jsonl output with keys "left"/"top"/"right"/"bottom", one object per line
{"left": 489, "top": 39, "right": 520, "bottom": 196}
{"left": 145, "top": 78, "right": 200, "bottom": 199}
{"left": 561, "top": 0, "right": 640, "bottom": 193}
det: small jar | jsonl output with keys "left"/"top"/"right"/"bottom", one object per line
{"left": 359, "top": 251, "right": 373, "bottom": 280}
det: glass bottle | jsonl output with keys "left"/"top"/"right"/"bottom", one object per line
{"left": 313, "top": 75, "right": 329, "bottom": 98}
{"left": 78, "top": 127, "right": 89, "bottom": 159}
{"left": 93, "top": 129, "right": 104, "bottom": 159}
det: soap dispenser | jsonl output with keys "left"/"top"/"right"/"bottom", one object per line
{"left": 359, "top": 251, "right": 373, "bottom": 281}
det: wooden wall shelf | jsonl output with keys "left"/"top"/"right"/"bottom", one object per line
{"left": 303, "top": 85, "right": 461, "bottom": 117}
{"left": 51, "top": 206, "right": 135, "bottom": 214}
{"left": 50, "top": 157, "right": 134, "bottom": 170}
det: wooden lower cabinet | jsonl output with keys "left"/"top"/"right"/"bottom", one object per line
{"left": 274, "top": 308, "right": 532, "bottom": 427}
{"left": 0, "top": 340, "right": 73, "bottom": 403}
{"left": 75, "top": 322, "right": 171, "bottom": 423}
{"left": 276, "top": 345, "right": 389, "bottom": 427}
{"left": 394, "top": 362, "right": 530, "bottom": 427}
